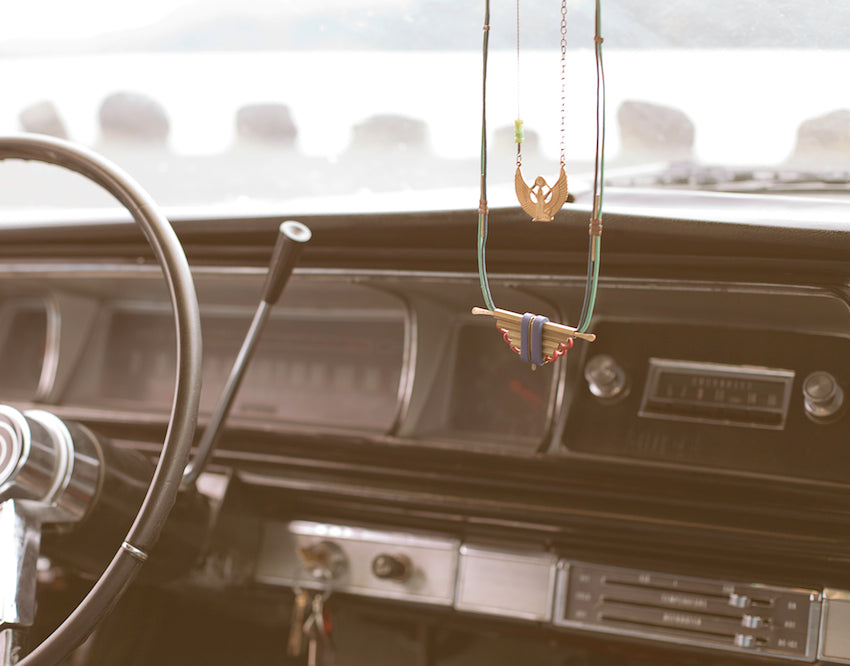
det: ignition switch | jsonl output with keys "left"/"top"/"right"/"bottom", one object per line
{"left": 296, "top": 540, "right": 347, "bottom": 582}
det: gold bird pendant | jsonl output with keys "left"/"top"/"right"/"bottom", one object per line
{"left": 515, "top": 165, "right": 569, "bottom": 222}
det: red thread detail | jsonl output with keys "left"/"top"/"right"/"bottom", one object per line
{"left": 542, "top": 338, "right": 574, "bottom": 365}
{"left": 500, "top": 328, "right": 521, "bottom": 355}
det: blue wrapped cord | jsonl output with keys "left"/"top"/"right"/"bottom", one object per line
{"left": 520, "top": 312, "right": 550, "bottom": 365}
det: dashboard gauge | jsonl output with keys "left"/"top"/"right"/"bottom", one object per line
{"left": 447, "top": 324, "right": 555, "bottom": 442}
{"left": 90, "top": 305, "right": 408, "bottom": 433}
{"left": 227, "top": 315, "right": 406, "bottom": 431}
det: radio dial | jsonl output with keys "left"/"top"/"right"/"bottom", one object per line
{"left": 802, "top": 371, "right": 844, "bottom": 423}
{"left": 585, "top": 355, "right": 628, "bottom": 401}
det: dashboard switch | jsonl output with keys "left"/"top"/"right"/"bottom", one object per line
{"left": 741, "top": 614, "right": 764, "bottom": 629}
{"left": 733, "top": 634, "right": 756, "bottom": 648}
{"left": 803, "top": 371, "right": 844, "bottom": 422}
{"left": 584, "top": 354, "right": 628, "bottom": 401}
{"left": 371, "top": 553, "right": 412, "bottom": 582}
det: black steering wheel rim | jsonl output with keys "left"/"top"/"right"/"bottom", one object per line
{"left": 0, "top": 134, "right": 203, "bottom": 665}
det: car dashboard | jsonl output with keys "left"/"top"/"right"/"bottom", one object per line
{"left": 3, "top": 191, "right": 850, "bottom": 665}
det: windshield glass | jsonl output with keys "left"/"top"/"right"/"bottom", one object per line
{"left": 2, "top": 1, "right": 848, "bottom": 212}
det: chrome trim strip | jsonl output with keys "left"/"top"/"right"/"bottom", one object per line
{"left": 35, "top": 296, "right": 61, "bottom": 402}
{"left": 552, "top": 560, "right": 570, "bottom": 628}
{"left": 120, "top": 541, "right": 149, "bottom": 562}
{"left": 289, "top": 520, "right": 460, "bottom": 551}
{"left": 807, "top": 590, "right": 825, "bottom": 662}
{"left": 0, "top": 262, "right": 836, "bottom": 293}
{"left": 389, "top": 293, "right": 417, "bottom": 436}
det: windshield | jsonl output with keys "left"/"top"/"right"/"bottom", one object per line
{"left": 2, "top": 1, "right": 848, "bottom": 212}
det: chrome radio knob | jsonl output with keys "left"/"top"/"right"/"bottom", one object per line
{"left": 584, "top": 354, "right": 628, "bottom": 401}
{"left": 802, "top": 371, "right": 844, "bottom": 422}
{"left": 371, "top": 553, "right": 412, "bottom": 582}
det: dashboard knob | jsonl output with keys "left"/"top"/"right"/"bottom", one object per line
{"left": 802, "top": 371, "right": 844, "bottom": 422}
{"left": 371, "top": 553, "right": 412, "bottom": 582}
{"left": 584, "top": 354, "right": 628, "bottom": 400}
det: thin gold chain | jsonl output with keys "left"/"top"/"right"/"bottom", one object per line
{"left": 516, "top": 0, "right": 521, "bottom": 119}
{"left": 560, "top": 0, "right": 567, "bottom": 167}
{"left": 516, "top": 0, "right": 522, "bottom": 165}
{"left": 515, "top": 0, "right": 568, "bottom": 168}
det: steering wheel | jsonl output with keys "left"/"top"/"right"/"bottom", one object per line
{"left": 0, "top": 134, "right": 202, "bottom": 665}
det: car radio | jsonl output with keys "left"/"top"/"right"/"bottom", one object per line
{"left": 564, "top": 321, "right": 850, "bottom": 483}
{"left": 639, "top": 358, "right": 794, "bottom": 430}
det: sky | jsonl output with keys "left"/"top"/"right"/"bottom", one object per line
{"left": 4, "top": 0, "right": 193, "bottom": 41}
{"left": 1, "top": 0, "right": 409, "bottom": 43}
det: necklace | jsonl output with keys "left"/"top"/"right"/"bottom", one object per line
{"left": 474, "top": 0, "right": 607, "bottom": 368}
{"left": 514, "top": 0, "right": 569, "bottom": 223}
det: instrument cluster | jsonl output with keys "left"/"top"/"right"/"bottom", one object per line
{"left": 1, "top": 269, "right": 850, "bottom": 486}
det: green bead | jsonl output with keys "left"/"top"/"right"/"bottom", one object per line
{"left": 514, "top": 119, "right": 524, "bottom": 144}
